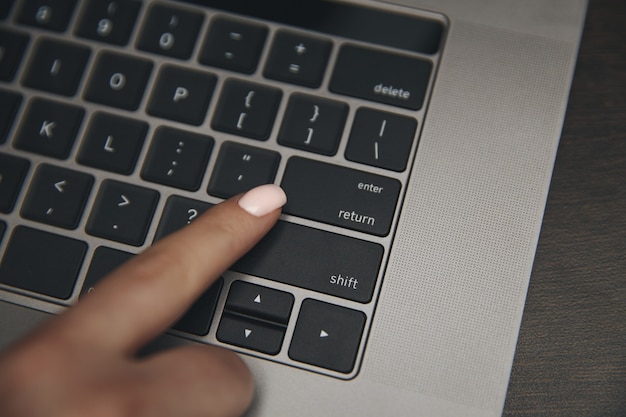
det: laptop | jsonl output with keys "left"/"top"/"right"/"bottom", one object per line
{"left": 0, "top": 0, "right": 587, "bottom": 415}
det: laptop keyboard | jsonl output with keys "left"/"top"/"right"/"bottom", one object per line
{"left": 0, "top": 0, "right": 445, "bottom": 378}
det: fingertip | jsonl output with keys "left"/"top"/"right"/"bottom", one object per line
{"left": 237, "top": 184, "right": 287, "bottom": 217}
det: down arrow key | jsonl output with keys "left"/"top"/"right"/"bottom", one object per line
{"left": 217, "top": 314, "right": 285, "bottom": 355}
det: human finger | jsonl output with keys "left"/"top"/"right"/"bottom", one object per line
{"left": 127, "top": 345, "right": 254, "bottom": 417}
{"left": 48, "top": 184, "right": 286, "bottom": 354}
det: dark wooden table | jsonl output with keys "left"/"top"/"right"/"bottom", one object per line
{"left": 503, "top": 0, "right": 626, "bottom": 415}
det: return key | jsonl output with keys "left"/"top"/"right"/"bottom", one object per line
{"left": 281, "top": 157, "right": 401, "bottom": 236}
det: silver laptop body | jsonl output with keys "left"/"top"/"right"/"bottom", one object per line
{"left": 0, "top": 0, "right": 587, "bottom": 416}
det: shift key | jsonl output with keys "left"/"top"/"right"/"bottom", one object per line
{"left": 281, "top": 157, "right": 401, "bottom": 236}
{"left": 233, "top": 221, "right": 383, "bottom": 303}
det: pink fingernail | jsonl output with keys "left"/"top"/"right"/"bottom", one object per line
{"left": 238, "top": 184, "right": 287, "bottom": 217}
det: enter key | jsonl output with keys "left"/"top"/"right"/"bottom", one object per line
{"left": 281, "top": 157, "right": 401, "bottom": 236}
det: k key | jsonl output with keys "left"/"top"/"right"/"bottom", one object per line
{"left": 14, "top": 97, "right": 84, "bottom": 159}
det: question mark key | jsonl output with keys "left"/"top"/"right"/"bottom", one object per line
{"left": 153, "top": 195, "right": 213, "bottom": 242}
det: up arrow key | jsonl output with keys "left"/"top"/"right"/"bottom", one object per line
{"left": 253, "top": 294, "right": 261, "bottom": 304}
{"left": 54, "top": 180, "right": 67, "bottom": 193}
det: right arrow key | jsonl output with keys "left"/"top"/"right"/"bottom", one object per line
{"left": 289, "top": 299, "right": 366, "bottom": 374}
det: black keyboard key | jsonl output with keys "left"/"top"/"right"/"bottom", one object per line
{"left": 0, "top": 226, "right": 86, "bottom": 299}
{"left": 80, "top": 246, "right": 134, "bottom": 296}
{"left": 281, "top": 157, "right": 401, "bottom": 236}
{"left": 225, "top": 281, "right": 293, "bottom": 324}
{"left": 0, "top": 221, "right": 5, "bottom": 242}
{"left": 20, "top": 164, "right": 93, "bottom": 229}
{"left": 264, "top": 30, "right": 331, "bottom": 88}
{"left": 75, "top": 0, "right": 141, "bottom": 46}
{"left": 141, "top": 126, "right": 214, "bottom": 191}
{"left": 330, "top": 44, "right": 432, "bottom": 110}
{"left": 173, "top": 278, "right": 223, "bottom": 336}
{"left": 136, "top": 3, "right": 203, "bottom": 59}
{"left": 147, "top": 65, "right": 217, "bottom": 125}
{"left": 80, "top": 244, "right": 222, "bottom": 336}
{"left": 153, "top": 195, "right": 212, "bottom": 242}
{"left": 217, "top": 313, "right": 285, "bottom": 355}
{"left": 277, "top": 93, "right": 348, "bottom": 156}
{"left": 207, "top": 141, "right": 280, "bottom": 199}
{"left": 16, "top": 0, "right": 77, "bottom": 32}
{"left": 22, "top": 37, "right": 90, "bottom": 96}
{"left": 289, "top": 299, "right": 365, "bottom": 373}
{"left": 211, "top": 79, "right": 282, "bottom": 140}
{"left": 77, "top": 112, "right": 148, "bottom": 175}
{"left": 233, "top": 221, "right": 383, "bottom": 303}
{"left": 14, "top": 97, "right": 84, "bottom": 159}
{"left": 0, "top": 29, "right": 29, "bottom": 81}
{"left": 199, "top": 16, "right": 267, "bottom": 74}
{"left": 345, "top": 108, "right": 417, "bottom": 172}
{"left": 86, "top": 180, "right": 159, "bottom": 246}
{"left": 0, "top": 89, "right": 22, "bottom": 143}
{"left": 0, "top": 153, "right": 29, "bottom": 214}
{"left": 84, "top": 51, "right": 153, "bottom": 110}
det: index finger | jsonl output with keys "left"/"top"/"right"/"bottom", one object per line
{"left": 47, "top": 185, "right": 286, "bottom": 354}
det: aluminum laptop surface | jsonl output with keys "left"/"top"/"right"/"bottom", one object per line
{"left": 0, "top": 0, "right": 587, "bottom": 416}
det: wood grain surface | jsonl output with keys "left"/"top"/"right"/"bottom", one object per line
{"left": 503, "top": 0, "right": 626, "bottom": 415}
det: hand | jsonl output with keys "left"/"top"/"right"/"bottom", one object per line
{"left": 0, "top": 185, "right": 287, "bottom": 417}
